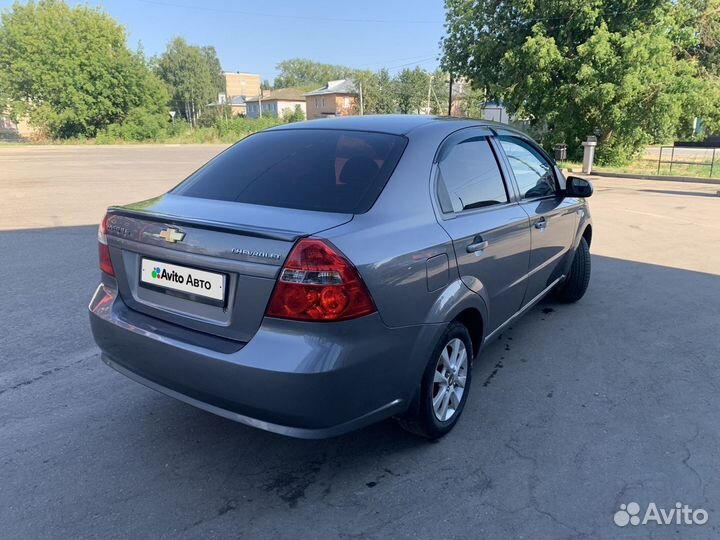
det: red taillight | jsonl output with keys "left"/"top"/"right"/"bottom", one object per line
{"left": 266, "top": 239, "right": 376, "bottom": 322}
{"left": 98, "top": 214, "right": 115, "bottom": 276}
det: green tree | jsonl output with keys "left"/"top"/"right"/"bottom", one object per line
{"left": 351, "top": 70, "right": 376, "bottom": 114}
{"left": 202, "top": 46, "right": 225, "bottom": 95}
{"left": 442, "top": 0, "right": 720, "bottom": 163}
{"left": 0, "top": 0, "right": 168, "bottom": 138}
{"left": 282, "top": 104, "right": 306, "bottom": 123}
{"left": 274, "top": 58, "right": 353, "bottom": 87}
{"left": 394, "top": 67, "right": 430, "bottom": 114}
{"left": 356, "top": 68, "right": 396, "bottom": 114}
{"left": 375, "top": 69, "right": 397, "bottom": 114}
{"left": 429, "top": 69, "right": 450, "bottom": 114}
{"left": 351, "top": 70, "right": 394, "bottom": 115}
{"left": 155, "top": 37, "right": 224, "bottom": 127}
{"left": 690, "top": 0, "right": 720, "bottom": 75}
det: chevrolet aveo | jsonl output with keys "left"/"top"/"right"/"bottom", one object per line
{"left": 89, "top": 115, "right": 593, "bottom": 439}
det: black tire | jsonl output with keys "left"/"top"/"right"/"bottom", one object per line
{"left": 398, "top": 322, "right": 474, "bottom": 439}
{"left": 554, "top": 237, "right": 591, "bottom": 303}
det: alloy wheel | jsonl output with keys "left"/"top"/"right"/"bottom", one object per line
{"left": 431, "top": 337, "right": 468, "bottom": 422}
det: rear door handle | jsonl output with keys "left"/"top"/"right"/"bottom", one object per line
{"left": 467, "top": 236, "right": 489, "bottom": 253}
{"left": 534, "top": 218, "right": 547, "bottom": 230}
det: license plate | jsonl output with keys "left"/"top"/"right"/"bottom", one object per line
{"left": 140, "top": 258, "right": 226, "bottom": 302}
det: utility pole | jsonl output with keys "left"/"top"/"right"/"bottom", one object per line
{"left": 259, "top": 88, "right": 263, "bottom": 118}
{"left": 359, "top": 83, "right": 364, "bottom": 115}
{"left": 427, "top": 75, "right": 433, "bottom": 114}
{"left": 448, "top": 73, "right": 453, "bottom": 116}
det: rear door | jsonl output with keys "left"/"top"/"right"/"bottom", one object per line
{"left": 433, "top": 128, "right": 531, "bottom": 333}
{"left": 495, "top": 134, "right": 578, "bottom": 303}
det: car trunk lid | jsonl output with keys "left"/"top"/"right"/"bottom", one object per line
{"left": 104, "top": 194, "right": 352, "bottom": 342}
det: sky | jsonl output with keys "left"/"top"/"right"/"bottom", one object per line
{"left": 0, "top": 0, "right": 447, "bottom": 82}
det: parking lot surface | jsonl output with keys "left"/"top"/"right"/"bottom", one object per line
{"left": 1, "top": 145, "right": 719, "bottom": 539}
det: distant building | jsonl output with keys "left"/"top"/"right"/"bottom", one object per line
{"left": 480, "top": 102, "right": 511, "bottom": 124}
{"left": 227, "top": 96, "right": 248, "bottom": 117}
{"left": 479, "top": 101, "right": 531, "bottom": 130}
{"left": 449, "top": 78, "right": 471, "bottom": 117}
{"left": 224, "top": 72, "right": 261, "bottom": 99}
{"left": 304, "top": 80, "right": 357, "bottom": 120}
{"left": 245, "top": 88, "right": 306, "bottom": 119}
{"left": 0, "top": 113, "right": 35, "bottom": 140}
{"left": 448, "top": 79, "right": 528, "bottom": 128}
{"left": 220, "top": 72, "right": 261, "bottom": 116}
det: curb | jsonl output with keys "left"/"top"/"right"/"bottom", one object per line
{"left": 567, "top": 169, "right": 720, "bottom": 186}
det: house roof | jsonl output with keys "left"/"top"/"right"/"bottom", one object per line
{"left": 245, "top": 88, "right": 307, "bottom": 103}
{"left": 223, "top": 71, "right": 260, "bottom": 77}
{"left": 304, "top": 79, "right": 357, "bottom": 96}
{"left": 207, "top": 96, "right": 246, "bottom": 107}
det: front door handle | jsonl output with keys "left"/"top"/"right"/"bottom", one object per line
{"left": 534, "top": 218, "right": 547, "bottom": 230}
{"left": 467, "top": 237, "right": 489, "bottom": 253}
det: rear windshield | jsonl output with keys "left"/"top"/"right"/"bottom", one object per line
{"left": 174, "top": 129, "right": 408, "bottom": 214}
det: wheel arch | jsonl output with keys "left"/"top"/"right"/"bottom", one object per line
{"left": 425, "top": 278, "right": 488, "bottom": 358}
{"left": 453, "top": 308, "right": 484, "bottom": 358}
{"left": 582, "top": 224, "right": 592, "bottom": 248}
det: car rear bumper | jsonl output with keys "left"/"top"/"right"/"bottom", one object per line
{"left": 89, "top": 284, "right": 443, "bottom": 438}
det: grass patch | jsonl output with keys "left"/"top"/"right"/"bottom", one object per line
{"left": 560, "top": 155, "right": 720, "bottom": 180}
{"left": 1, "top": 116, "right": 289, "bottom": 146}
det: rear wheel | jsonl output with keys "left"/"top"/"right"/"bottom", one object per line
{"left": 554, "top": 237, "right": 591, "bottom": 303}
{"left": 398, "top": 322, "right": 473, "bottom": 439}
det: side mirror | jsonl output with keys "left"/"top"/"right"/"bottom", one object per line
{"left": 565, "top": 176, "right": 593, "bottom": 198}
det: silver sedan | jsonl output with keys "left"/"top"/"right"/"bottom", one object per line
{"left": 89, "top": 115, "right": 593, "bottom": 439}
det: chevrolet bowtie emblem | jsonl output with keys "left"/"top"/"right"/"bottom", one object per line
{"left": 158, "top": 227, "right": 185, "bottom": 243}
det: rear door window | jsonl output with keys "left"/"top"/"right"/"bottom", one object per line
{"left": 436, "top": 136, "right": 509, "bottom": 213}
{"left": 174, "top": 129, "right": 407, "bottom": 214}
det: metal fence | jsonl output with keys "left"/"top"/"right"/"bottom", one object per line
{"left": 656, "top": 144, "right": 720, "bottom": 178}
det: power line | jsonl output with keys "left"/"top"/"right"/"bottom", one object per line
{"left": 356, "top": 53, "right": 440, "bottom": 69}
{"left": 385, "top": 56, "right": 440, "bottom": 71}
{"left": 134, "top": 0, "right": 442, "bottom": 25}
{"left": 449, "top": 4, "right": 663, "bottom": 24}
{"left": 136, "top": 1, "right": 670, "bottom": 28}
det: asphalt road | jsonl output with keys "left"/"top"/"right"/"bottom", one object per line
{"left": 1, "top": 146, "right": 720, "bottom": 539}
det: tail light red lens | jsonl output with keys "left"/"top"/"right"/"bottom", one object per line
{"left": 266, "top": 239, "right": 376, "bottom": 321}
{"left": 98, "top": 214, "right": 115, "bottom": 276}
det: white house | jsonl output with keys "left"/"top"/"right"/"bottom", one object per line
{"left": 245, "top": 88, "right": 306, "bottom": 119}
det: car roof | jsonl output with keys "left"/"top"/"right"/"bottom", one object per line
{"left": 268, "top": 114, "right": 526, "bottom": 137}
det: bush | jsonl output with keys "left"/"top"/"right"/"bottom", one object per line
{"left": 213, "top": 116, "right": 285, "bottom": 141}
{"left": 93, "top": 111, "right": 286, "bottom": 144}
{"left": 595, "top": 130, "right": 651, "bottom": 165}
{"left": 282, "top": 104, "right": 305, "bottom": 123}
{"left": 96, "top": 108, "right": 168, "bottom": 143}
{"left": 166, "top": 119, "right": 191, "bottom": 138}
{"left": 197, "top": 105, "right": 231, "bottom": 128}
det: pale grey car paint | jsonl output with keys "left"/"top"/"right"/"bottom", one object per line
{"left": 89, "top": 115, "right": 592, "bottom": 438}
